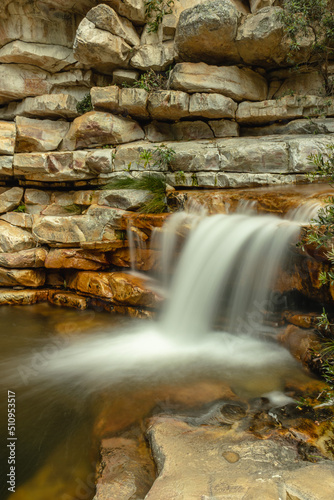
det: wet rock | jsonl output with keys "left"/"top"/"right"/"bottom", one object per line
{"left": 48, "top": 290, "right": 89, "bottom": 310}
{"left": 175, "top": 0, "right": 241, "bottom": 65}
{"left": 0, "top": 288, "right": 48, "bottom": 305}
{"left": 0, "top": 121, "right": 16, "bottom": 155}
{"left": 283, "top": 311, "right": 320, "bottom": 329}
{"left": 94, "top": 436, "right": 155, "bottom": 500}
{"left": 170, "top": 62, "right": 268, "bottom": 102}
{"left": 15, "top": 116, "right": 70, "bottom": 153}
{"left": 0, "top": 40, "right": 76, "bottom": 73}
{"left": 148, "top": 91, "right": 190, "bottom": 121}
{"left": 0, "top": 268, "right": 45, "bottom": 287}
{"left": 73, "top": 18, "right": 132, "bottom": 74}
{"left": 0, "top": 248, "right": 48, "bottom": 268}
{"left": 131, "top": 41, "right": 175, "bottom": 71}
{"left": 145, "top": 415, "right": 334, "bottom": 500}
{"left": 109, "top": 247, "right": 160, "bottom": 271}
{"left": 278, "top": 325, "right": 321, "bottom": 370}
{"left": 0, "top": 220, "right": 36, "bottom": 253}
{"left": 0, "top": 187, "right": 24, "bottom": 214}
{"left": 45, "top": 248, "right": 109, "bottom": 270}
{"left": 68, "top": 271, "right": 161, "bottom": 307}
{"left": 188, "top": 92, "right": 237, "bottom": 119}
{"left": 61, "top": 111, "right": 144, "bottom": 150}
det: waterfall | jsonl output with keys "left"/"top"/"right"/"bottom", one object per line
{"left": 160, "top": 213, "right": 300, "bottom": 339}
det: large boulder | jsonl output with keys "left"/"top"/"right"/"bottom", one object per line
{"left": 170, "top": 63, "right": 268, "bottom": 102}
{"left": 175, "top": 0, "right": 242, "bottom": 64}
{"left": 73, "top": 18, "right": 132, "bottom": 74}
{"left": 62, "top": 111, "right": 144, "bottom": 150}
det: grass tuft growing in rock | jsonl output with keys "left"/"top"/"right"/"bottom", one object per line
{"left": 102, "top": 175, "right": 167, "bottom": 214}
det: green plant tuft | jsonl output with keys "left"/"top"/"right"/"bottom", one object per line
{"left": 64, "top": 204, "right": 83, "bottom": 215}
{"left": 13, "top": 203, "right": 26, "bottom": 213}
{"left": 76, "top": 94, "right": 93, "bottom": 114}
{"left": 145, "top": 0, "right": 177, "bottom": 33}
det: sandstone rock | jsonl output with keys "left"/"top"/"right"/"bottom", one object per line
{"left": 0, "top": 94, "right": 79, "bottom": 121}
{"left": 48, "top": 290, "right": 89, "bottom": 310}
{"left": 236, "top": 7, "right": 287, "bottom": 68}
{"left": 114, "top": 142, "right": 169, "bottom": 171}
{"left": 32, "top": 206, "right": 126, "bottom": 247}
{"left": 145, "top": 415, "right": 334, "bottom": 500}
{"left": 104, "top": 0, "right": 146, "bottom": 24}
{"left": 86, "top": 149, "right": 115, "bottom": 174}
{"left": 45, "top": 248, "right": 109, "bottom": 270}
{"left": 48, "top": 69, "right": 94, "bottom": 93}
{"left": 24, "top": 189, "right": 51, "bottom": 207}
{"left": 278, "top": 325, "right": 321, "bottom": 368}
{"left": 0, "top": 40, "right": 76, "bottom": 73}
{"left": 170, "top": 63, "right": 268, "bottom": 102}
{"left": 241, "top": 118, "right": 334, "bottom": 136}
{"left": 188, "top": 93, "right": 237, "bottom": 119}
{"left": 68, "top": 271, "right": 161, "bottom": 307}
{"left": 158, "top": 13, "right": 177, "bottom": 41}
{"left": 289, "top": 136, "right": 334, "bottom": 173}
{"left": 91, "top": 86, "right": 121, "bottom": 113}
{"left": 97, "top": 189, "right": 153, "bottom": 210}
{"left": 236, "top": 95, "right": 334, "bottom": 125}
{"left": 0, "top": 268, "right": 45, "bottom": 287}
{"left": 15, "top": 116, "right": 70, "bottom": 153}
{"left": 131, "top": 41, "right": 175, "bottom": 71}
{"left": 0, "top": 122, "right": 16, "bottom": 155}
{"left": 119, "top": 88, "right": 149, "bottom": 118}
{"left": 13, "top": 151, "right": 92, "bottom": 182}
{"left": 62, "top": 111, "right": 144, "bottom": 150}
{"left": 0, "top": 64, "right": 49, "bottom": 105}
{"left": 175, "top": 0, "right": 241, "bottom": 65}
{"left": 209, "top": 119, "right": 240, "bottom": 138}
{"left": 0, "top": 156, "right": 13, "bottom": 177}
{"left": 250, "top": 0, "right": 280, "bottom": 13}
{"left": 94, "top": 437, "right": 155, "bottom": 500}
{"left": 144, "top": 121, "right": 174, "bottom": 142}
{"left": 0, "top": 212, "right": 33, "bottom": 230}
{"left": 169, "top": 141, "right": 221, "bottom": 172}
{"left": 0, "top": 288, "right": 48, "bottom": 306}
{"left": 270, "top": 70, "right": 325, "bottom": 98}
{"left": 171, "top": 121, "right": 214, "bottom": 141}
{"left": 0, "top": 220, "right": 36, "bottom": 253}
{"left": 86, "top": 4, "right": 140, "bottom": 47}
{"left": 148, "top": 90, "right": 190, "bottom": 121}
{"left": 112, "top": 69, "right": 140, "bottom": 86}
{"left": 109, "top": 247, "right": 160, "bottom": 271}
{"left": 0, "top": 187, "right": 24, "bottom": 214}
{"left": 73, "top": 18, "right": 132, "bottom": 74}
{"left": 0, "top": 248, "right": 48, "bottom": 268}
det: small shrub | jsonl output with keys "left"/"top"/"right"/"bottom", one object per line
{"left": 122, "top": 68, "right": 171, "bottom": 92}
{"left": 76, "top": 94, "right": 93, "bottom": 114}
{"left": 145, "top": 0, "right": 177, "bottom": 33}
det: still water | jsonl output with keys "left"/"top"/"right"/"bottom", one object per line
{"left": 0, "top": 303, "right": 314, "bottom": 500}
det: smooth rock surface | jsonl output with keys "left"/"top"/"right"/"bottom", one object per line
{"left": 0, "top": 248, "right": 48, "bottom": 268}
{"left": 0, "top": 94, "right": 79, "bottom": 121}
{"left": 170, "top": 63, "right": 268, "bottom": 102}
{"left": 188, "top": 93, "right": 237, "bottom": 119}
{"left": 0, "top": 268, "right": 45, "bottom": 287}
{"left": 148, "top": 91, "right": 190, "bottom": 121}
{"left": 119, "top": 88, "right": 149, "bottom": 118}
{"left": 131, "top": 41, "right": 175, "bottom": 71}
{"left": 45, "top": 248, "right": 109, "bottom": 270}
{"left": 98, "top": 189, "right": 153, "bottom": 211}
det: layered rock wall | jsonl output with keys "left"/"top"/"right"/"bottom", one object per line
{"left": 0, "top": 0, "right": 333, "bottom": 309}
